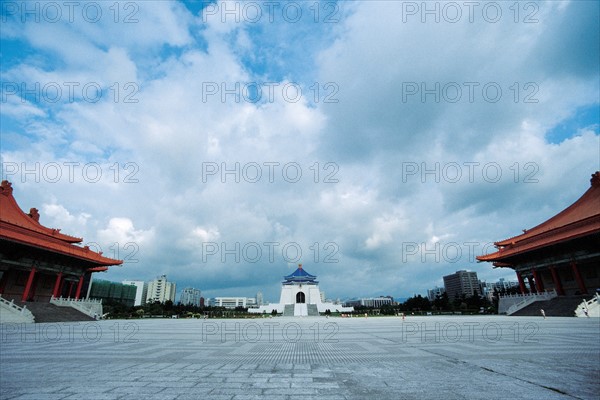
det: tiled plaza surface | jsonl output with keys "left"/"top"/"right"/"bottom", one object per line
{"left": 1, "top": 316, "right": 598, "bottom": 400}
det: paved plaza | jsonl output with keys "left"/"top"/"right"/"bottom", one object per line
{"left": 1, "top": 316, "right": 598, "bottom": 400}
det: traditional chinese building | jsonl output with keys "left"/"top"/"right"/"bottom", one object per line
{"left": 477, "top": 172, "right": 600, "bottom": 296}
{"left": 0, "top": 180, "right": 122, "bottom": 305}
{"left": 249, "top": 264, "right": 354, "bottom": 316}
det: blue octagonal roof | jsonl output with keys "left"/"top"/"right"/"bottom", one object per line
{"left": 282, "top": 264, "right": 318, "bottom": 285}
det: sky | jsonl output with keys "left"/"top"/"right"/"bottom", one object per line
{"left": 1, "top": 0, "right": 599, "bottom": 303}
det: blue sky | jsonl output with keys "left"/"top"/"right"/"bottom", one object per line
{"left": 1, "top": 0, "right": 599, "bottom": 303}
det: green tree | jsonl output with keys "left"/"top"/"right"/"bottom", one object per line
{"left": 433, "top": 292, "right": 451, "bottom": 311}
{"left": 403, "top": 295, "right": 431, "bottom": 312}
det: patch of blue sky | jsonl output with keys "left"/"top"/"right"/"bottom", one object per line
{"left": 0, "top": 117, "right": 25, "bottom": 151}
{"left": 181, "top": 0, "right": 216, "bottom": 17}
{"left": 0, "top": 37, "right": 37, "bottom": 69}
{"left": 215, "top": 1, "right": 344, "bottom": 82}
{"left": 546, "top": 104, "right": 600, "bottom": 144}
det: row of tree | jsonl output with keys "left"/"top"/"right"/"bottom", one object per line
{"left": 102, "top": 299, "right": 247, "bottom": 319}
{"left": 103, "top": 291, "right": 499, "bottom": 319}
{"left": 351, "top": 292, "right": 495, "bottom": 316}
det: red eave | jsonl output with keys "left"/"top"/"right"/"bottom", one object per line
{"left": 0, "top": 181, "right": 82, "bottom": 243}
{"left": 478, "top": 172, "right": 600, "bottom": 263}
{"left": 478, "top": 218, "right": 600, "bottom": 262}
{"left": 0, "top": 180, "right": 122, "bottom": 267}
{"left": 88, "top": 266, "right": 109, "bottom": 272}
{"left": 496, "top": 173, "right": 600, "bottom": 246}
{"left": 1, "top": 223, "right": 123, "bottom": 266}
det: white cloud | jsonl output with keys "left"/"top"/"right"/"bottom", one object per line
{"left": 41, "top": 203, "right": 90, "bottom": 230}
{"left": 97, "top": 217, "right": 154, "bottom": 248}
{"left": 2, "top": 0, "right": 598, "bottom": 301}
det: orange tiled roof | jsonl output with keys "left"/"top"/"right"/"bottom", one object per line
{"left": 0, "top": 180, "right": 122, "bottom": 267}
{"left": 477, "top": 172, "right": 600, "bottom": 262}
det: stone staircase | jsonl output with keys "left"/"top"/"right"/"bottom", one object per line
{"left": 0, "top": 296, "right": 35, "bottom": 323}
{"left": 307, "top": 304, "right": 319, "bottom": 316}
{"left": 283, "top": 304, "right": 294, "bottom": 317}
{"left": 575, "top": 294, "right": 600, "bottom": 317}
{"left": 511, "top": 296, "right": 592, "bottom": 317}
{"left": 16, "top": 302, "right": 95, "bottom": 323}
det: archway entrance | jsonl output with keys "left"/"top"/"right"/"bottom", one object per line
{"left": 296, "top": 291, "right": 305, "bottom": 303}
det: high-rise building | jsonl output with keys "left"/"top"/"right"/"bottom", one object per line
{"left": 89, "top": 280, "right": 137, "bottom": 307}
{"left": 443, "top": 270, "right": 480, "bottom": 299}
{"left": 122, "top": 280, "right": 147, "bottom": 306}
{"left": 146, "top": 275, "right": 176, "bottom": 304}
{"left": 180, "top": 287, "right": 201, "bottom": 306}
{"left": 493, "top": 278, "right": 520, "bottom": 292}
{"left": 480, "top": 278, "right": 522, "bottom": 301}
{"left": 256, "top": 291, "right": 263, "bottom": 306}
{"left": 427, "top": 286, "right": 446, "bottom": 302}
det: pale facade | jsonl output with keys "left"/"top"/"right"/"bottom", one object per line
{"left": 214, "top": 297, "right": 256, "bottom": 308}
{"left": 146, "top": 275, "right": 176, "bottom": 304}
{"left": 180, "top": 287, "right": 201, "bottom": 306}
{"left": 249, "top": 265, "right": 354, "bottom": 316}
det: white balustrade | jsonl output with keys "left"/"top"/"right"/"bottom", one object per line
{"left": 50, "top": 296, "right": 103, "bottom": 319}
{"left": 504, "top": 289, "right": 557, "bottom": 315}
{"left": 0, "top": 295, "right": 35, "bottom": 323}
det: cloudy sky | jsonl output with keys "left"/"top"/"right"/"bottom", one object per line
{"left": 1, "top": 0, "right": 598, "bottom": 303}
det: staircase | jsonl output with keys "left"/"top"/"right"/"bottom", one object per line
{"left": 0, "top": 296, "right": 35, "bottom": 323}
{"left": 307, "top": 304, "right": 319, "bottom": 316}
{"left": 505, "top": 290, "right": 557, "bottom": 315}
{"left": 294, "top": 303, "right": 308, "bottom": 316}
{"left": 511, "top": 296, "right": 591, "bottom": 317}
{"left": 575, "top": 294, "right": 600, "bottom": 317}
{"left": 283, "top": 304, "right": 295, "bottom": 317}
{"left": 16, "top": 302, "right": 95, "bottom": 323}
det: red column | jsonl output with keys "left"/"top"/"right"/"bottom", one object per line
{"left": 571, "top": 262, "right": 588, "bottom": 295}
{"left": 29, "top": 273, "right": 39, "bottom": 300}
{"left": 21, "top": 268, "right": 37, "bottom": 302}
{"left": 527, "top": 275, "right": 536, "bottom": 293}
{"left": 550, "top": 266, "right": 564, "bottom": 296}
{"left": 68, "top": 281, "right": 74, "bottom": 298}
{"left": 516, "top": 271, "right": 526, "bottom": 294}
{"left": 75, "top": 276, "right": 84, "bottom": 300}
{"left": 532, "top": 269, "right": 544, "bottom": 292}
{"left": 58, "top": 277, "right": 65, "bottom": 297}
{"left": 52, "top": 272, "right": 63, "bottom": 298}
{"left": 0, "top": 271, "right": 8, "bottom": 294}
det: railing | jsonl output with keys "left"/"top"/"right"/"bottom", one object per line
{"left": 50, "top": 296, "right": 103, "bottom": 319}
{"left": 0, "top": 295, "right": 35, "bottom": 323}
{"left": 505, "top": 289, "right": 557, "bottom": 315}
{"left": 575, "top": 294, "right": 600, "bottom": 317}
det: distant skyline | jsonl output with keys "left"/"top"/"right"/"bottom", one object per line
{"left": 2, "top": 1, "right": 598, "bottom": 302}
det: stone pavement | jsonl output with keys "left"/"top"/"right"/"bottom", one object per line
{"left": 1, "top": 316, "right": 598, "bottom": 399}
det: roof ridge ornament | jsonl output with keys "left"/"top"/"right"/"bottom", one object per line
{"left": 1, "top": 180, "right": 13, "bottom": 196}
{"left": 28, "top": 208, "right": 40, "bottom": 222}
{"left": 591, "top": 171, "right": 600, "bottom": 188}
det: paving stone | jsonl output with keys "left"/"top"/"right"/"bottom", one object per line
{"left": 1, "top": 316, "right": 598, "bottom": 400}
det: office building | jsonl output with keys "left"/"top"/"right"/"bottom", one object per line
{"left": 443, "top": 270, "right": 480, "bottom": 299}
{"left": 146, "top": 275, "right": 176, "bottom": 304}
